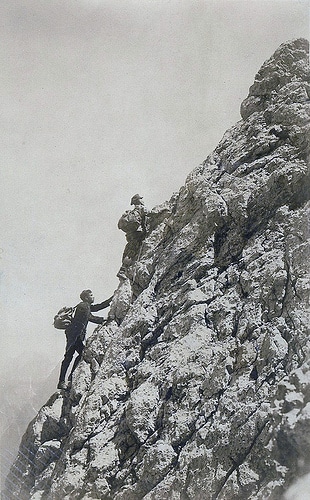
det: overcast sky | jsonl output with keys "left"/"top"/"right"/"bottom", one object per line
{"left": 0, "top": 0, "right": 309, "bottom": 468}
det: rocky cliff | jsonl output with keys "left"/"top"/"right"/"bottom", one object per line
{"left": 3, "top": 38, "right": 310, "bottom": 500}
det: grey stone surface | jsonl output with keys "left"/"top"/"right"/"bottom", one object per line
{"left": 3, "top": 38, "right": 310, "bottom": 500}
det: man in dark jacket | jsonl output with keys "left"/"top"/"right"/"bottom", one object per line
{"left": 57, "top": 289, "right": 112, "bottom": 390}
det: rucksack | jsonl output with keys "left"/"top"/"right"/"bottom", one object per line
{"left": 118, "top": 209, "right": 141, "bottom": 233}
{"left": 53, "top": 306, "right": 76, "bottom": 330}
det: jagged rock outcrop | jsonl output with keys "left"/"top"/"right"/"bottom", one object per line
{"left": 3, "top": 38, "right": 310, "bottom": 500}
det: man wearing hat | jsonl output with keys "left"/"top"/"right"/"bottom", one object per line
{"left": 117, "top": 194, "right": 148, "bottom": 278}
{"left": 130, "top": 193, "right": 147, "bottom": 234}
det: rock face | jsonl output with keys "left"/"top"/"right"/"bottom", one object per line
{"left": 3, "top": 38, "right": 310, "bottom": 500}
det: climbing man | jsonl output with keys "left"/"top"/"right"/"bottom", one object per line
{"left": 117, "top": 194, "right": 148, "bottom": 279}
{"left": 57, "top": 290, "right": 112, "bottom": 390}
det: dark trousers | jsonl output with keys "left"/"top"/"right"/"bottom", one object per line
{"left": 58, "top": 337, "right": 84, "bottom": 383}
{"left": 122, "top": 230, "right": 145, "bottom": 262}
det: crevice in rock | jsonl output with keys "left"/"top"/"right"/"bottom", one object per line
{"left": 115, "top": 418, "right": 141, "bottom": 466}
{"left": 154, "top": 250, "right": 196, "bottom": 297}
{"left": 250, "top": 365, "right": 259, "bottom": 381}
{"left": 139, "top": 324, "right": 165, "bottom": 361}
{"left": 280, "top": 258, "right": 291, "bottom": 316}
{"left": 213, "top": 420, "right": 269, "bottom": 499}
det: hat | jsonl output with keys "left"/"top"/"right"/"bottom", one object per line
{"left": 131, "top": 194, "right": 143, "bottom": 205}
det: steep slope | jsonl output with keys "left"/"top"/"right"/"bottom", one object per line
{"left": 3, "top": 38, "right": 310, "bottom": 500}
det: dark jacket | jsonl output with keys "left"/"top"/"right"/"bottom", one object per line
{"left": 65, "top": 298, "right": 111, "bottom": 348}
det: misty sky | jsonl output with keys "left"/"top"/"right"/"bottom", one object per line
{"left": 0, "top": 0, "right": 309, "bottom": 463}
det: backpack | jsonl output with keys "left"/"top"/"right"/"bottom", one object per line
{"left": 118, "top": 209, "right": 141, "bottom": 233}
{"left": 53, "top": 306, "right": 76, "bottom": 330}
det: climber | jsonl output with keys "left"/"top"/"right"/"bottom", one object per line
{"left": 117, "top": 194, "right": 148, "bottom": 279}
{"left": 57, "top": 290, "right": 112, "bottom": 390}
